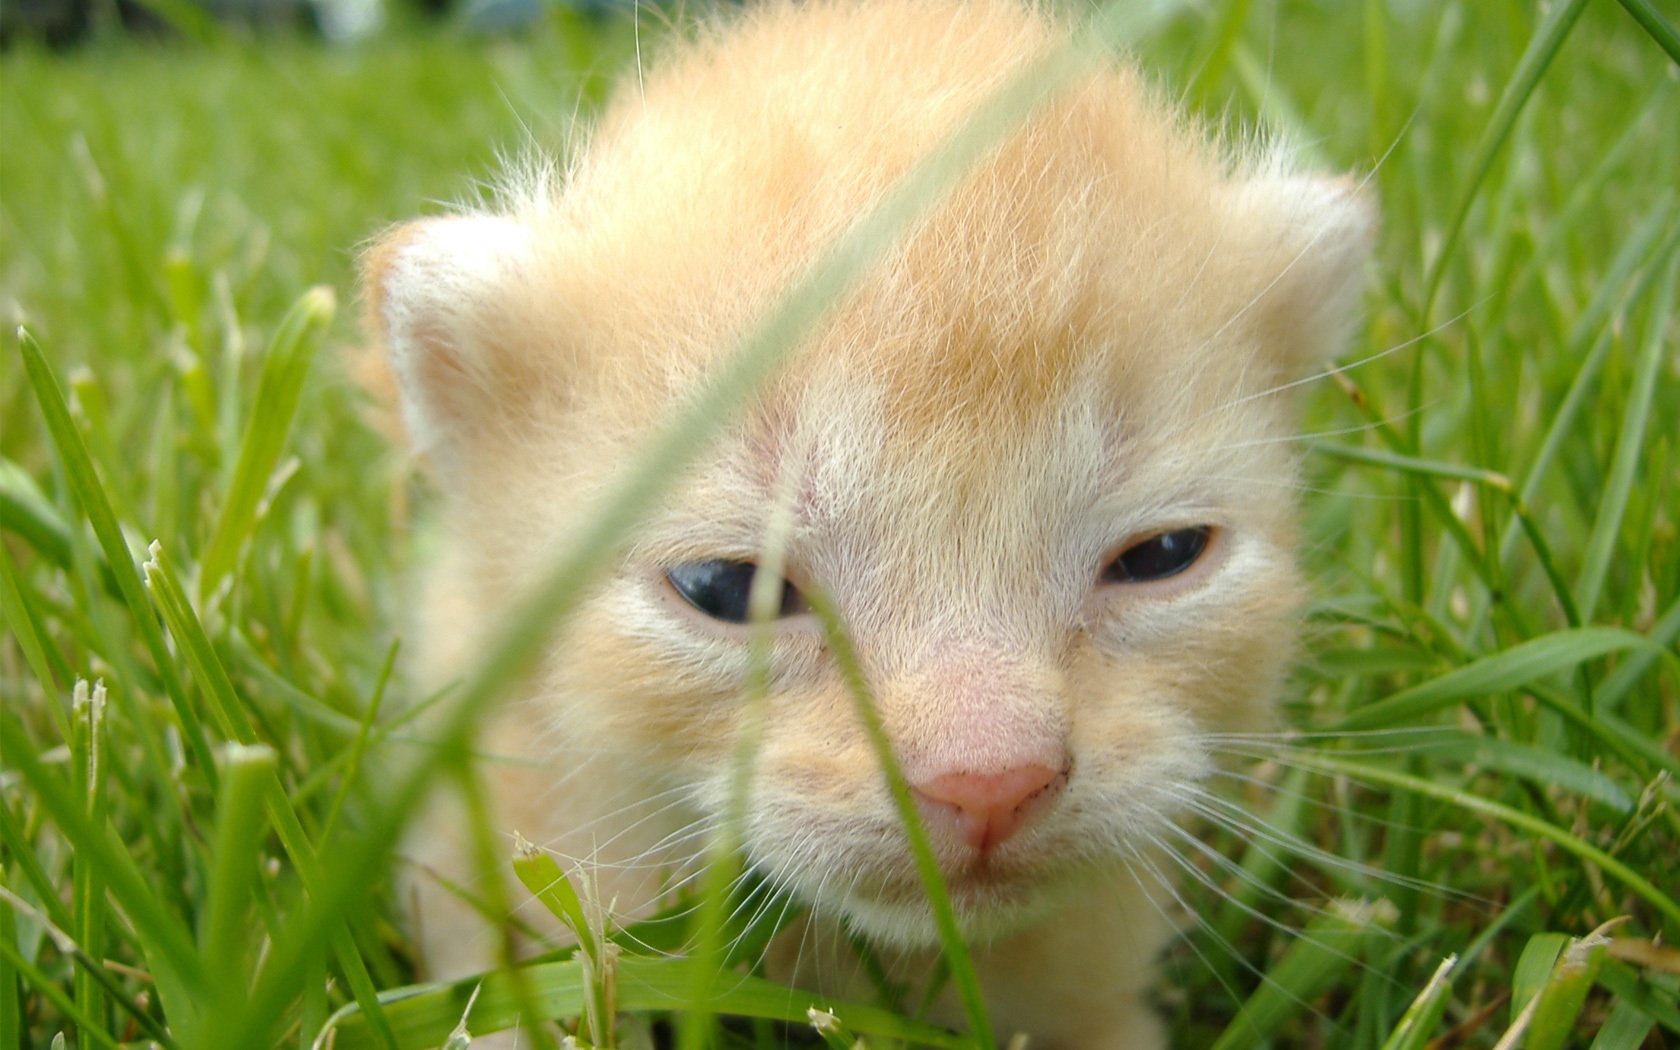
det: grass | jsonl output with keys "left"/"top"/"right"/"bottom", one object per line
{"left": 2, "top": 1, "right": 1677, "bottom": 1047}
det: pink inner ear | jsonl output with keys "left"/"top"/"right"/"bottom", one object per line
{"left": 370, "top": 214, "right": 536, "bottom": 458}
{"left": 1236, "top": 174, "right": 1376, "bottom": 368}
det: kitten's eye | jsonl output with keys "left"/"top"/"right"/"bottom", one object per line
{"left": 1102, "top": 527, "right": 1212, "bottom": 584}
{"left": 665, "top": 560, "right": 809, "bottom": 623}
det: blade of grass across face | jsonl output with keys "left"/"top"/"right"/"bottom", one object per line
{"left": 222, "top": 8, "right": 1149, "bottom": 1043}
{"left": 674, "top": 451, "right": 797, "bottom": 1050}
{"left": 809, "top": 588, "right": 992, "bottom": 1048}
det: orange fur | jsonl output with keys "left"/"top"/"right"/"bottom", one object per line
{"left": 362, "top": 2, "right": 1372, "bottom": 1045}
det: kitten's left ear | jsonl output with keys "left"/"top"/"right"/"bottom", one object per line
{"left": 1236, "top": 174, "right": 1376, "bottom": 369}
{"left": 359, "top": 213, "right": 543, "bottom": 475}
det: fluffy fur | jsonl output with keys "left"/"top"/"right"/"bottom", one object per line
{"left": 361, "top": 1, "right": 1372, "bottom": 1045}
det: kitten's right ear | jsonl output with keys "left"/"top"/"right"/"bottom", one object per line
{"left": 361, "top": 214, "right": 537, "bottom": 471}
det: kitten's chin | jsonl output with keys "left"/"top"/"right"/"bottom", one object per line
{"left": 829, "top": 868, "right": 1073, "bottom": 949}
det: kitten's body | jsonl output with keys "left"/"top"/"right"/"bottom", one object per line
{"left": 364, "top": 2, "right": 1371, "bottom": 1045}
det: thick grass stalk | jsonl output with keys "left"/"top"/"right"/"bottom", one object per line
{"left": 0, "top": 883, "right": 16, "bottom": 1050}
{"left": 199, "top": 744, "right": 276, "bottom": 1009}
{"left": 1616, "top": 0, "right": 1680, "bottom": 64}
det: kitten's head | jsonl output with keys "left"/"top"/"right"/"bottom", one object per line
{"left": 363, "top": 0, "right": 1372, "bottom": 945}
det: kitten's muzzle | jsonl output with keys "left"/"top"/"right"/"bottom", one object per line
{"left": 910, "top": 763, "right": 1067, "bottom": 855}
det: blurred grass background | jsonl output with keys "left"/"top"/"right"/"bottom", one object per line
{"left": 2, "top": 1, "right": 1677, "bottom": 1047}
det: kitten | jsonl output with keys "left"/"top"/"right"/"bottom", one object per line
{"left": 361, "top": 1, "right": 1372, "bottom": 1045}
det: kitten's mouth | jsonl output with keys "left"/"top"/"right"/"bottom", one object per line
{"left": 858, "top": 851, "right": 1060, "bottom": 916}
{"left": 832, "top": 860, "right": 1064, "bottom": 946}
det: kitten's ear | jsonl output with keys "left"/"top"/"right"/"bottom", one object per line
{"left": 360, "top": 214, "right": 538, "bottom": 471}
{"left": 1237, "top": 174, "right": 1376, "bottom": 369}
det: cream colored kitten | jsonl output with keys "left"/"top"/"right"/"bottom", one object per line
{"left": 362, "top": 1, "right": 1371, "bottom": 1045}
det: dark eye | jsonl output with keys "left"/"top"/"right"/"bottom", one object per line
{"left": 665, "top": 560, "right": 809, "bottom": 623}
{"left": 1102, "top": 527, "right": 1212, "bottom": 584}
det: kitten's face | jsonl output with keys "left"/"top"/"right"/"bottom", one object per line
{"left": 364, "top": 0, "right": 1369, "bottom": 948}
{"left": 527, "top": 277, "right": 1309, "bottom": 945}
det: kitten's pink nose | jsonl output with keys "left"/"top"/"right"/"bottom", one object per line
{"left": 911, "top": 764, "right": 1064, "bottom": 854}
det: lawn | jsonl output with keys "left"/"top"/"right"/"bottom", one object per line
{"left": 1, "top": 2, "right": 1677, "bottom": 1048}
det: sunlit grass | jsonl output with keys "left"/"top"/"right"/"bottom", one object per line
{"left": 2, "top": 2, "right": 1677, "bottom": 1047}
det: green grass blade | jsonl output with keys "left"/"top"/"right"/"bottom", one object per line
{"left": 1616, "top": 0, "right": 1680, "bottom": 65}
{"left": 143, "top": 542, "right": 259, "bottom": 744}
{"left": 1596, "top": 961, "right": 1680, "bottom": 1035}
{"left": 1208, "top": 899, "right": 1396, "bottom": 1050}
{"left": 0, "top": 533, "right": 69, "bottom": 702}
{"left": 0, "top": 884, "right": 16, "bottom": 1050}
{"left": 0, "top": 937, "right": 125, "bottom": 1050}
{"left": 675, "top": 479, "right": 797, "bottom": 1048}
{"left": 1378, "top": 954, "right": 1457, "bottom": 1050}
{"left": 146, "top": 539, "right": 399, "bottom": 1048}
{"left": 1409, "top": 733, "right": 1634, "bottom": 812}
{"left": 70, "top": 680, "right": 108, "bottom": 1049}
{"left": 319, "top": 956, "right": 972, "bottom": 1050}
{"left": 1591, "top": 995, "right": 1659, "bottom": 1050}
{"left": 1, "top": 715, "right": 209, "bottom": 1017}
{"left": 200, "top": 744, "right": 276, "bottom": 1005}
{"left": 1598, "top": 594, "right": 1680, "bottom": 710}
{"left": 1422, "top": 0, "right": 1590, "bottom": 319}
{"left": 197, "top": 286, "right": 334, "bottom": 607}
{"left": 1524, "top": 925, "right": 1611, "bottom": 1050}
{"left": 1289, "top": 753, "right": 1680, "bottom": 932}
{"left": 15, "top": 325, "right": 220, "bottom": 789}
{"left": 1511, "top": 933, "right": 1568, "bottom": 1023}
{"left": 1573, "top": 249, "right": 1678, "bottom": 621}
{"left": 1333, "top": 626, "right": 1662, "bottom": 731}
